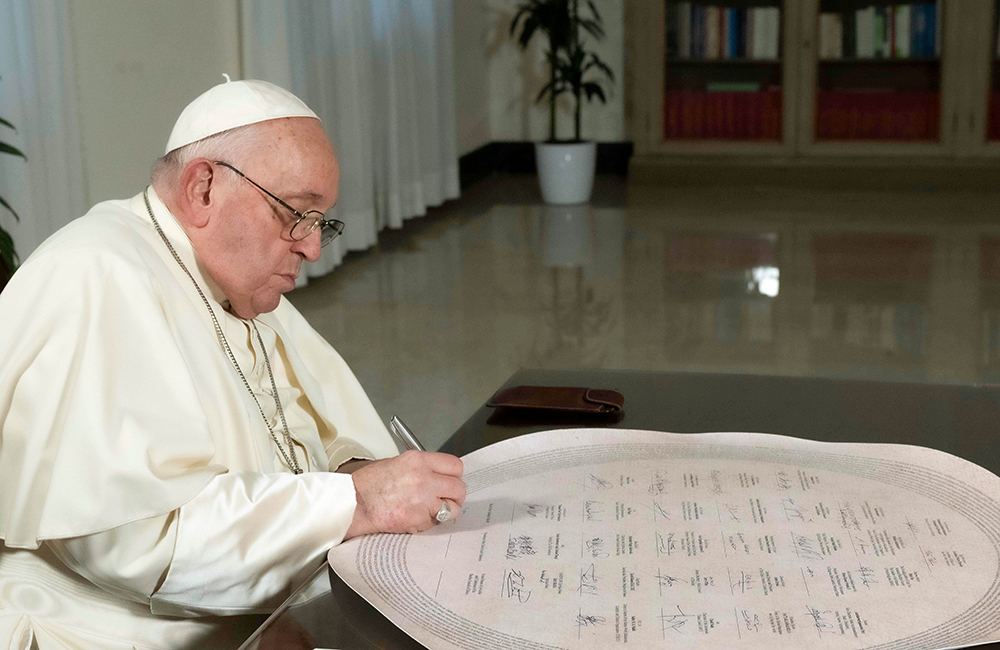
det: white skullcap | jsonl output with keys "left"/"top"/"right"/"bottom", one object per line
{"left": 165, "top": 75, "right": 319, "bottom": 154}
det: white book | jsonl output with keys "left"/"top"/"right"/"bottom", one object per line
{"left": 706, "top": 6, "right": 720, "bottom": 60}
{"left": 766, "top": 7, "right": 781, "bottom": 60}
{"left": 819, "top": 13, "right": 843, "bottom": 59}
{"left": 678, "top": 2, "right": 692, "bottom": 59}
{"left": 895, "top": 5, "right": 911, "bottom": 58}
{"left": 750, "top": 8, "right": 763, "bottom": 59}
{"left": 856, "top": 6, "right": 876, "bottom": 58}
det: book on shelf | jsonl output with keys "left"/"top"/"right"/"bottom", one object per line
{"left": 895, "top": 6, "right": 910, "bottom": 58}
{"left": 815, "top": 90, "right": 939, "bottom": 140}
{"left": 666, "top": 4, "right": 780, "bottom": 61}
{"left": 706, "top": 81, "right": 761, "bottom": 91}
{"left": 819, "top": 14, "right": 843, "bottom": 59}
{"left": 817, "top": 3, "right": 941, "bottom": 60}
{"left": 706, "top": 6, "right": 720, "bottom": 59}
{"left": 663, "top": 89, "right": 782, "bottom": 140}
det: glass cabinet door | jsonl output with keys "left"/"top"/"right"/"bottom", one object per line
{"left": 662, "top": 0, "right": 786, "bottom": 141}
{"left": 798, "top": 0, "right": 962, "bottom": 154}
{"left": 626, "top": 0, "right": 801, "bottom": 155}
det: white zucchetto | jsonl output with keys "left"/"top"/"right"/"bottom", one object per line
{"left": 165, "top": 76, "right": 320, "bottom": 154}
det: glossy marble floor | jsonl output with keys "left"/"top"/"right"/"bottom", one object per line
{"left": 289, "top": 174, "right": 1000, "bottom": 450}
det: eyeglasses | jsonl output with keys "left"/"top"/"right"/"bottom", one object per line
{"left": 214, "top": 161, "right": 344, "bottom": 248}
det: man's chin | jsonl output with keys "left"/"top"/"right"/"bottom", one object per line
{"left": 250, "top": 292, "right": 284, "bottom": 317}
{"left": 230, "top": 292, "right": 282, "bottom": 320}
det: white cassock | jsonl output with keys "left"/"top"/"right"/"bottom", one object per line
{"left": 0, "top": 188, "right": 399, "bottom": 649}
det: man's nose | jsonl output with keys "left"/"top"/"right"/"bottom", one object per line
{"left": 292, "top": 228, "right": 322, "bottom": 262}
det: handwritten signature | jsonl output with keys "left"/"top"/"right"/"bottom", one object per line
{"left": 588, "top": 473, "right": 612, "bottom": 490}
{"left": 506, "top": 534, "right": 537, "bottom": 560}
{"left": 782, "top": 498, "right": 808, "bottom": 523}
{"left": 502, "top": 569, "right": 531, "bottom": 603}
{"left": 584, "top": 501, "right": 604, "bottom": 522}
{"left": 732, "top": 570, "right": 754, "bottom": 594}
{"left": 805, "top": 606, "right": 836, "bottom": 638}
{"left": 656, "top": 532, "right": 676, "bottom": 556}
{"left": 648, "top": 470, "right": 669, "bottom": 495}
{"left": 524, "top": 504, "right": 545, "bottom": 517}
{"left": 742, "top": 609, "right": 761, "bottom": 633}
{"left": 792, "top": 533, "right": 823, "bottom": 562}
{"left": 576, "top": 613, "right": 606, "bottom": 627}
{"left": 857, "top": 565, "right": 878, "bottom": 589}
{"left": 586, "top": 537, "right": 609, "bottom": 559}
{"left": 578, "top": 564, "right": 599, "bottom": 596}
{"left": 710, "top": 470, "right": 724, "bottom": 495}
{"left": 659, "top": 605, "right": 695, "bottom": 635}
{"left": 647, "top": 501, "right": 671, "bottom": 522}
{"left": 654, "top": 570, "right": 679, "bottom": 588}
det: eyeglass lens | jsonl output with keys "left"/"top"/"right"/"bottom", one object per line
{"left": 290, "top": 216, "right": 343, "bottom": 248}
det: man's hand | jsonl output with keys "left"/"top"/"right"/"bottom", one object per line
{"left": 344, "top": 450, "right": 466, "bottom": 538}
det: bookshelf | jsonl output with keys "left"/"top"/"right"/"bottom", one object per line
{"left": 988, "top": 0, "right": 1000, "bottom": 140}
{"left": 663, "top": 1, "right": 785, "bottom": 141}
{"left": 626, "top": 0, "right": 800, "bottom": 155}
{"left": 625, "top": 0, "right": 992, "bottom": 158}
{"left": 814, "top": 1, "right": 943, "bottom": 142}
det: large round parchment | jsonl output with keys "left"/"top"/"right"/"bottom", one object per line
{"left": 328, "top": 429, "right": 1000, "bottom": 649}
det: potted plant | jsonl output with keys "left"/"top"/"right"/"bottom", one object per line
{"left": 0, "top": 79, "right": 25, "bottom": 292}
{"left": 510, "top": 0, "right": 614, "bottom": 205}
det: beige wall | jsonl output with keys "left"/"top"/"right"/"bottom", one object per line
{"left": 453, "top": 1, "right": 493, "bottom": 156}
{"left": 68, "top": 0, "right": 624, "bottom": 204}
{"left": 70, "top": 0, "right": 241, "bottom": 205}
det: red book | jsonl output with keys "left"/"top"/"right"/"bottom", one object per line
{"left": 725, "top": 92, "right": 737, "bottom": 138}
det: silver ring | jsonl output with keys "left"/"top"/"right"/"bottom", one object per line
{"left": 435, "top": 502, "right": 452, "bottom": 523}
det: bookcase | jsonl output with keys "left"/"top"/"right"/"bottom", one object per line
{"left": 987, "top": 0, "right": 1000, "bottom": 141}
{"left": 625, "top": 0, "right": 1000, "bottom": 158}
{"left": 627, "top": 0, "right": 800, "bottom": 155}
{"left": 813, "top": 1, "right": 942, "bottom": 142}
{"left": 663, "top": 1, "right": 784, "bottom": 142}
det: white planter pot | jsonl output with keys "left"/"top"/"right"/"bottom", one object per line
{"left": 534, "top": 141, "right": 597, "bottom": 205}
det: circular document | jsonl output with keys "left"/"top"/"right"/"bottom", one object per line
{"left": 328, "top": 429, "right": 1000, "bottom": 649}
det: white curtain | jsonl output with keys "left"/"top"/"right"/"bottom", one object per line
{"left": 0, "top": 0, "right": 85, "bottom": 265}
{"left": 241, "top": 0, "right": 461, "bottom": 281}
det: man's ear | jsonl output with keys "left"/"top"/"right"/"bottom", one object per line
{"left": 178, "top": 159, "right": 218, "bottom": 228}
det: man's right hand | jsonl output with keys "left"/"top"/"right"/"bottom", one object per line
{"left": 344, "top": 450, "right": 466, "bottom": 539}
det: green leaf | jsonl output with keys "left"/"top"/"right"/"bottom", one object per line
{"left": 586, "top": 0, "right": 602, "bottom": 24}
{"left": 0, "top": 141, "right": 26, "bottom": 159}
{"left": 0, "top": 117, "right": 15, "bottom": 130}
{"left": 578, "top": 18, "right": 604, "bottom": 40}
{"left": 0, "top": 194, "right": 21, "bottom": 222}
{"left": 0, "top": 224, "right": 18, "bottom": 274}
{"left": 536, "top": 78, "right": 568, "bottom": 104}
{"left": 582, "top": 83, "right": 607, "bottom": 104}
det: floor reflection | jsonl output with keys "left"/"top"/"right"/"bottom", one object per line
{"left": 289, "top": 176, "right": 1000, "bottom": 449}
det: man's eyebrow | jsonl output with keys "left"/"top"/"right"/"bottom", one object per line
{"left": 286, "top": 190, "right": 325, "bottom": 203}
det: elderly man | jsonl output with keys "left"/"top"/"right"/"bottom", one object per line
{"left": 0, "top": 79, "right": 465, "bottom": 649}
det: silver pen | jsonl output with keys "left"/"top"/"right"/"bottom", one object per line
{"left": 389, "top": 414, "right": 426, "bottom": 452}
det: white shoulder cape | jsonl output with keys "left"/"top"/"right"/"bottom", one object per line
{"left": 0, "top": 192, "right": 397, "bottom": 549}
